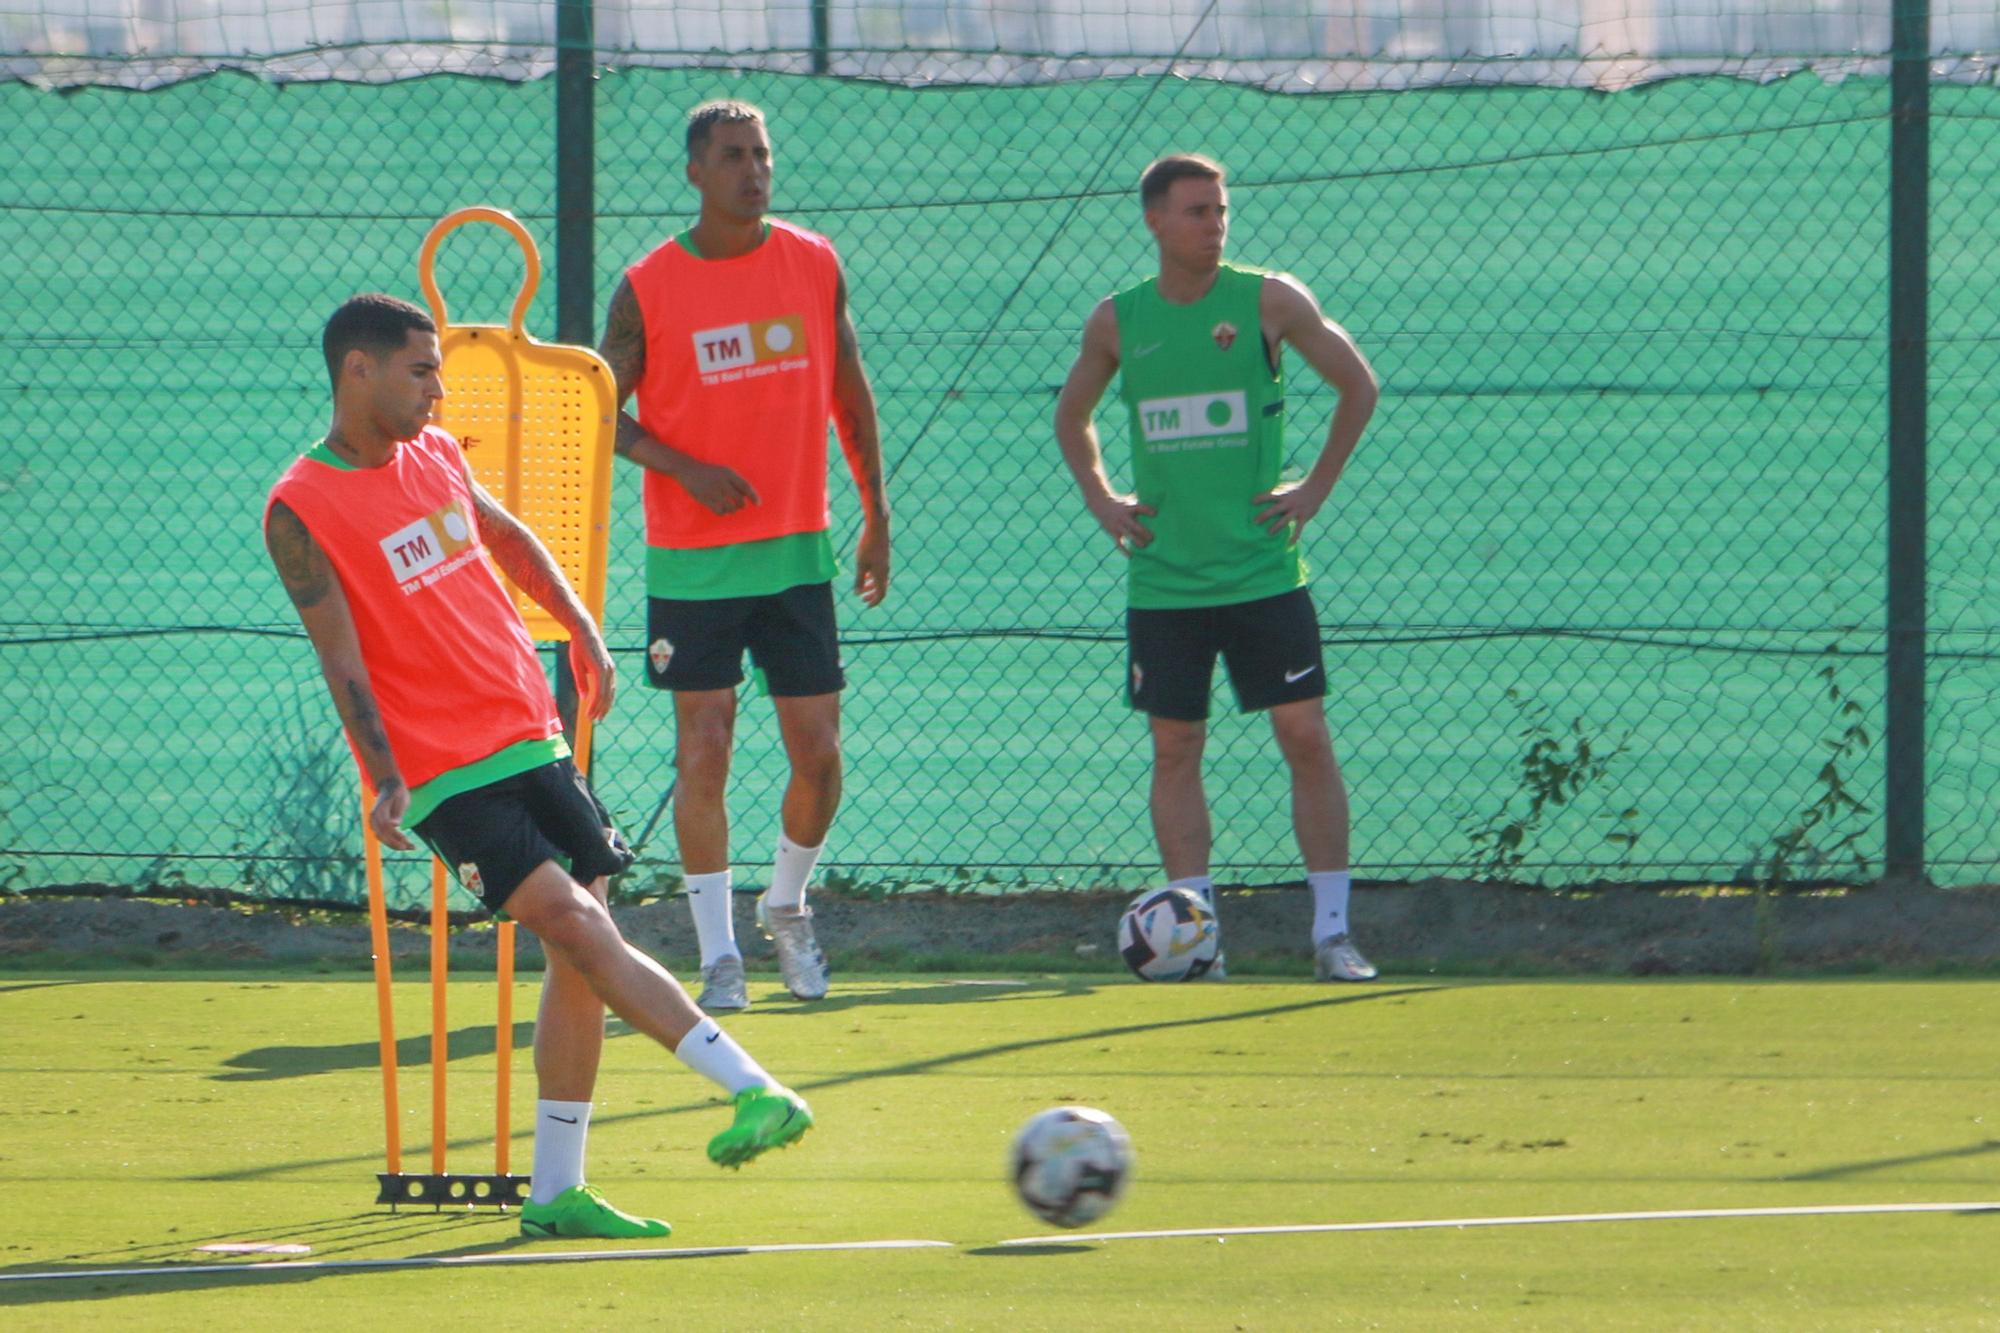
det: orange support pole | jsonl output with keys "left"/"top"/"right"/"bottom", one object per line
{"left": 407, "top": 205, "right": 612, "bottom": 1210}
{"left": 430, "top": 858, "right": 449, "bottom": 1180}
{"left": 495, "top": 920, "right": 515, "bottom": 1178}
{"left": 362, "top": 795, "right": 402, "bottom": 1178}
{"left": 571, "top": 692, "right": 595, "bottom": 780}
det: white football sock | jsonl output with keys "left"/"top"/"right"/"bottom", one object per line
{"left": 674, "top": 1017, "right": 775, "bottom": 1096}
{"left": 528, "top": 1098, "right": 592, "bottom": 1204}
{"left": 685, "top": 870, "right": 739, "bottom": 969}
{"left": 765, "top": 834, "right": 823, "bottom": 912}
{"left": 1309, "top": 869, "right": 1352, "bottom": 944}
{"left": 1168, "top": 875, "right": 1215, "bottom": 909}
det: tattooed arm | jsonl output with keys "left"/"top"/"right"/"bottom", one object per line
{"left": 264, "top": 500, "right": 415, "bottom": 850}
{"left": 599, "top": 275, "right": 759, "bottom": 515}
{"left": 464, "top": 473, "right": 615, "bottom": 721}
{"left": 831, "top": 262, "right": 891, "bottom": 606}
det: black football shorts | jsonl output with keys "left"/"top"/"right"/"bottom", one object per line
{"left": 645, "top": 582, "right": 844, "bottom": 696}
{"left": 1126, "top": 587, "right": 1328, "bottom": 721}
{"left": 415, "top": 759, "right": 633, "bottom": 913}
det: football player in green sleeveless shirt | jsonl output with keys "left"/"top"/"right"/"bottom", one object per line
{"left": 1054, "top": 154, "right": 1382, "bottom": 982}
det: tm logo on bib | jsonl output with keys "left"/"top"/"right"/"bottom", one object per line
{"left": 692, "top": 316, "right": 808, "bottom": 377}
{"left": 379, "top": 498, "right": 478, "bottom": 590}
{"left": 1137, "top": 391, "right": 1249, "bottom": 448}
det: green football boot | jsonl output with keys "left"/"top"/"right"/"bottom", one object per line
{"left": 707, "top": 1085, "right": 814, "bottom": 1169}
{"left": 519, "top": 1184, "right": 672, "bottom": 1240}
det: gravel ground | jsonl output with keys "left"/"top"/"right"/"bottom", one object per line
{"left": 4, "top": 880, "right": 1998, "bottom": 975}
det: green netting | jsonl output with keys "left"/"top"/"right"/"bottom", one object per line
{"left": 2, "top": 57, "right": 1996, "bottom": 907}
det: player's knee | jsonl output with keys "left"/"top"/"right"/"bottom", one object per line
{"left": 675, "top": 721, "right": 734, "bottom": 785}
{"left": 1273, "top": 717, "right": 1336, "bottom": 774}
{"left": 1151, "top": 724, "right": 1205, "bottom": 770}
{"left": 522, "top": 883, "right": 619, "bottom": 967}
{"left": 792, "top": 735, "right": 842, "bottom": 790}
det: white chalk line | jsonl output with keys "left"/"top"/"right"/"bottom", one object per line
{"left": 11, "top": 1201, "right": 1996, "bottom": 1282}
{"left": 997, "top": 1199, "right": 2000, "bottom": 1246}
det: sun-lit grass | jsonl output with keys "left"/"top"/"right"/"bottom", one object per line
{"left": 5, "top": 972, "right": 1998, "bottom": 1328}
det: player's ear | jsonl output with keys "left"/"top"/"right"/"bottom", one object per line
{"left": 341, "top": 347, "right": 372, "bottom": 385}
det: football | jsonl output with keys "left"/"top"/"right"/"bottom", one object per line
{"left": 1118, "top": 886, "right": 1220, "bottom": 981}
{"left": 1009, "top": 1105, "right": 1133, "bottom": 1228}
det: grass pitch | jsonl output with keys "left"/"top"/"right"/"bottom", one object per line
{"left": 4, "top": 971, "right": 1997, "bottom": 1328}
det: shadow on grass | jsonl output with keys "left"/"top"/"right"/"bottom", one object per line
{"left": 0, "top": 1212, "right": 535, "bottom": 1306}
{"left": 1772, "top": 1138, "right": 2000, "bottom": 1182}
{"left": 963, "top": 1243, "right": 1096, "bottom": 1257}
{"left": 0, "top": 979, "right": 88, "bottom": 996}
{"left": 216, "top": 1022, "right": 538, "bottom": 1082}
{"left": 212, "top": 978, "right": 1101, "bottom": 1082}
{"left": 741, "top": 975, "right": 1104, "bottom": 1017}
{"left": 47, "top": 1209, "right": 481, "bottom": 1267}
{"left": 203, "top": 985, "right": 1441, "bottom": 1185}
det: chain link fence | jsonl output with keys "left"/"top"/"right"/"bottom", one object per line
{"left": 2, "top": 4, "right": 1996, "bottom": 908}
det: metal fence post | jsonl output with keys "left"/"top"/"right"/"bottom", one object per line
{"left": 553, "top": 0, "right": 596, "bottom": 748}
{"left": 1884, "top": 0, "right": 1930, "bottom": 884}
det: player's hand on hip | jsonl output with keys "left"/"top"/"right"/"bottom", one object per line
{"left": 1090, "top": 493, "right": 1157, "bottom": 555}
{"left": 1253, "top": 480, "right": 1328, "bottom": 535}
{"left": 570, "top": 632, "right": 616, "bottom": 720}
{"left": 679, "top": 460, "right": 760, "bottom": 515}
{"left": 854, "top": 519, "right": 891, "bottom": 607}
{"left": 370, "top": 779, "right": 416, "bottom": 852}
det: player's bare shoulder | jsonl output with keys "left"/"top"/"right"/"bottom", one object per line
{"left": 265, "top": 499, "right": 333, "bottom": 611}
{"left": 1056, "top": 295, "right": 1124, "bottom": 419}
{"left": 599, "top": 275, "right": 647, "bottom": 393}
{"left": 1259, "top": 270, "right": 1378, "bottom": 395}
{"left": 1259, "top": 269, "right": 1326, "bottom": 336}
{"left": 1081, "top": 295, "right": 1122, "bottom": 365}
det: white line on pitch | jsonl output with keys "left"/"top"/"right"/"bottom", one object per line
{"left": 0, "top": 1238, "right": 953, "bottom": 1284}
{"left": 998, "top": 1200, "right": 2000, "bottom": 1246}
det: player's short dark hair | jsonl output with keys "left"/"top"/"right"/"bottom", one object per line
{"left": 686, "top": 99, "right": 766, "bottom": 160}
{"left": 1139, "top": 154, "right": 1227, "bottom": 211}
{"left": 321, "top": 293, "right": 434, "bottom": 387}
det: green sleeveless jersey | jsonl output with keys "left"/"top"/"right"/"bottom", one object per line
{"left": 1113, "top": 263, "right": 1305, "bottom": 609}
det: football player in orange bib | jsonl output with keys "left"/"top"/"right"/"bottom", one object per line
{"left": 598, "top": 101, "right": 892, "bottom": 1011}
{"left": 266, "top": 294, "right": 814, "bottom": 1240}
